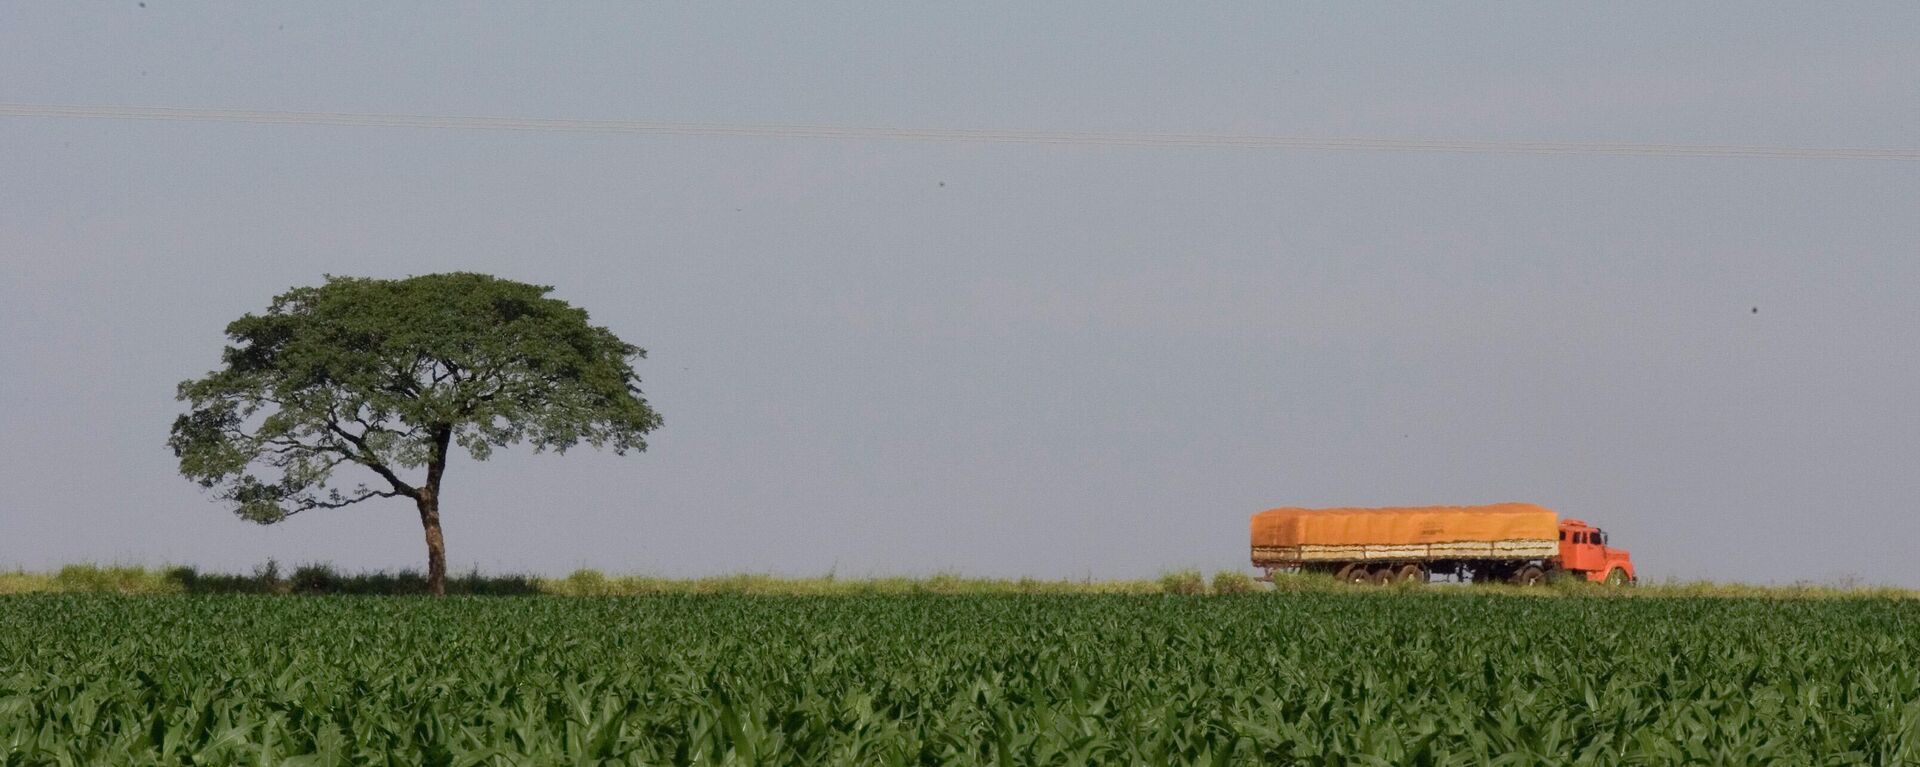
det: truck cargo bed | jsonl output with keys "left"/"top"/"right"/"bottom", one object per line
{"left": 1252, "top": 539, "right": 1557, "bottom": 566}
{"left": 1250, "top": 504, "right": 1561, "bottom": 570}
{"left": 1251, "top": 503, "right": 1558, "bottom": 548}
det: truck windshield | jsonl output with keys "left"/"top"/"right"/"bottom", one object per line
{"left": 1594, "top": 531, "right": 1607, "bottom": 545}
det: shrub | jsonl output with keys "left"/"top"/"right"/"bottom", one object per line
{"left": 1211, "top": 570, "right": 1259, "bottom": 595}
{"left": 560, "top": 569, "right": 610, "bottom": 596}
{"left": 252, "top": 559, "right": 288, "bottom": 594}
{"left": 451, "top": 568, "right": 541, "bottom": 596}
{"left": 163, "top": 566, "right": 199, "bottom": 592}
{"left": 1158, "top": 570, "right": 1207, "bottom": 595}
{"left": 923, "top": 573, "right": 967, "bottom": 595}
{"left": 290, "top": 563, "right": 339, "bottom": 595}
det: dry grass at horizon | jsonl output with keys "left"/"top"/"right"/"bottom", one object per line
{"left": 2, "top": 563, "right": 1915, "bottom": 599}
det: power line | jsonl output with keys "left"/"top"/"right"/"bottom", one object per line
{"left": 2, "top": 102, "right": 1914, "bottom": 161}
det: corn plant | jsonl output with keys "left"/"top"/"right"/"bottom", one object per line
{"left": 2, "top": 594, "right": 1917, "bottom": 764}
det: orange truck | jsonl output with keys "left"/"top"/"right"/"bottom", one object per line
{"left": 1249, "top": 503, "right": 1635, "bottom": 586}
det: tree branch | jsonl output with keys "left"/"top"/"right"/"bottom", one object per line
{"left": 300, "top": 486, "right": 406, "bottom": 511}
{"left": 324, "top": 420, "right": 419, "bottom": 498}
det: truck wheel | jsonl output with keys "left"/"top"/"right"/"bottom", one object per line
{"left": 1336, "top": 564, "right": 1370, "bottom": 584}
{"left": 1509, "top": 565, "right": 1546, "bottom": 587}
{"left": 1604, "top": 568, "right": 1631, "bottom": 586}
{"left": 1395, "top": 564, "right": 1426, "bottom": 584}
{"left": 1369, "top": 566, "right": 1396, "bottom": 586}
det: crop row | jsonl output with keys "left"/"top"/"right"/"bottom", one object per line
{"left": 3, "top": 595, "right": 1918, "bottom": 765}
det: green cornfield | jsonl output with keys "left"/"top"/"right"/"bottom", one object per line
{"left": 3, "top": 594, "right": 1918, "bottom": 765}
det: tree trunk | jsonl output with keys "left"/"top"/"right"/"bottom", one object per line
{"left": 419, "top": 425, "right": 453, "bottom": 597}
{"left": 417, "top": 489, "right": 447, "bottom": 597}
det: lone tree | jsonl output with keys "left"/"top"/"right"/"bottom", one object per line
{"left": 169, "top": 273, "right": 661, "bottom": 595}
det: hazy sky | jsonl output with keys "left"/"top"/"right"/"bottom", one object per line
{"left": 3, "top": 4, "right": 1916, "bottom": 584}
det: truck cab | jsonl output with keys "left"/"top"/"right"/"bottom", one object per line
{"left": 1557, "top": 519, "right": 1635, "bottom": 584}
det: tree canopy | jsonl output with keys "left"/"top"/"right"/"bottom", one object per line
{"left": 169, "top": 273, "right": 661, "bottom": 594}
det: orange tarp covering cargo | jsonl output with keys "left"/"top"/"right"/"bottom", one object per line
{"left": 1250, "top": 503, "right": 1558, "bottom": 547}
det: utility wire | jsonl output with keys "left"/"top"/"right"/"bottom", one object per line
{"left": 2, "top": 102, "right": 1914, "bottom": 161}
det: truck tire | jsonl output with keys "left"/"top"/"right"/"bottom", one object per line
{"left": 1336, "top": 564, "right": 1371, "bottom": 585}
{"left": 1395, "top": 564, "right": 1426, "bottom": 585}
{"left": 1604, "top": 568, "right": 1632, "bottom": 586}
{"left": 1368, "top": 566, "right": 1396, "bottom": 586}
{"left": 1509, "top": 565, "right": 1546, "bottom": 587}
